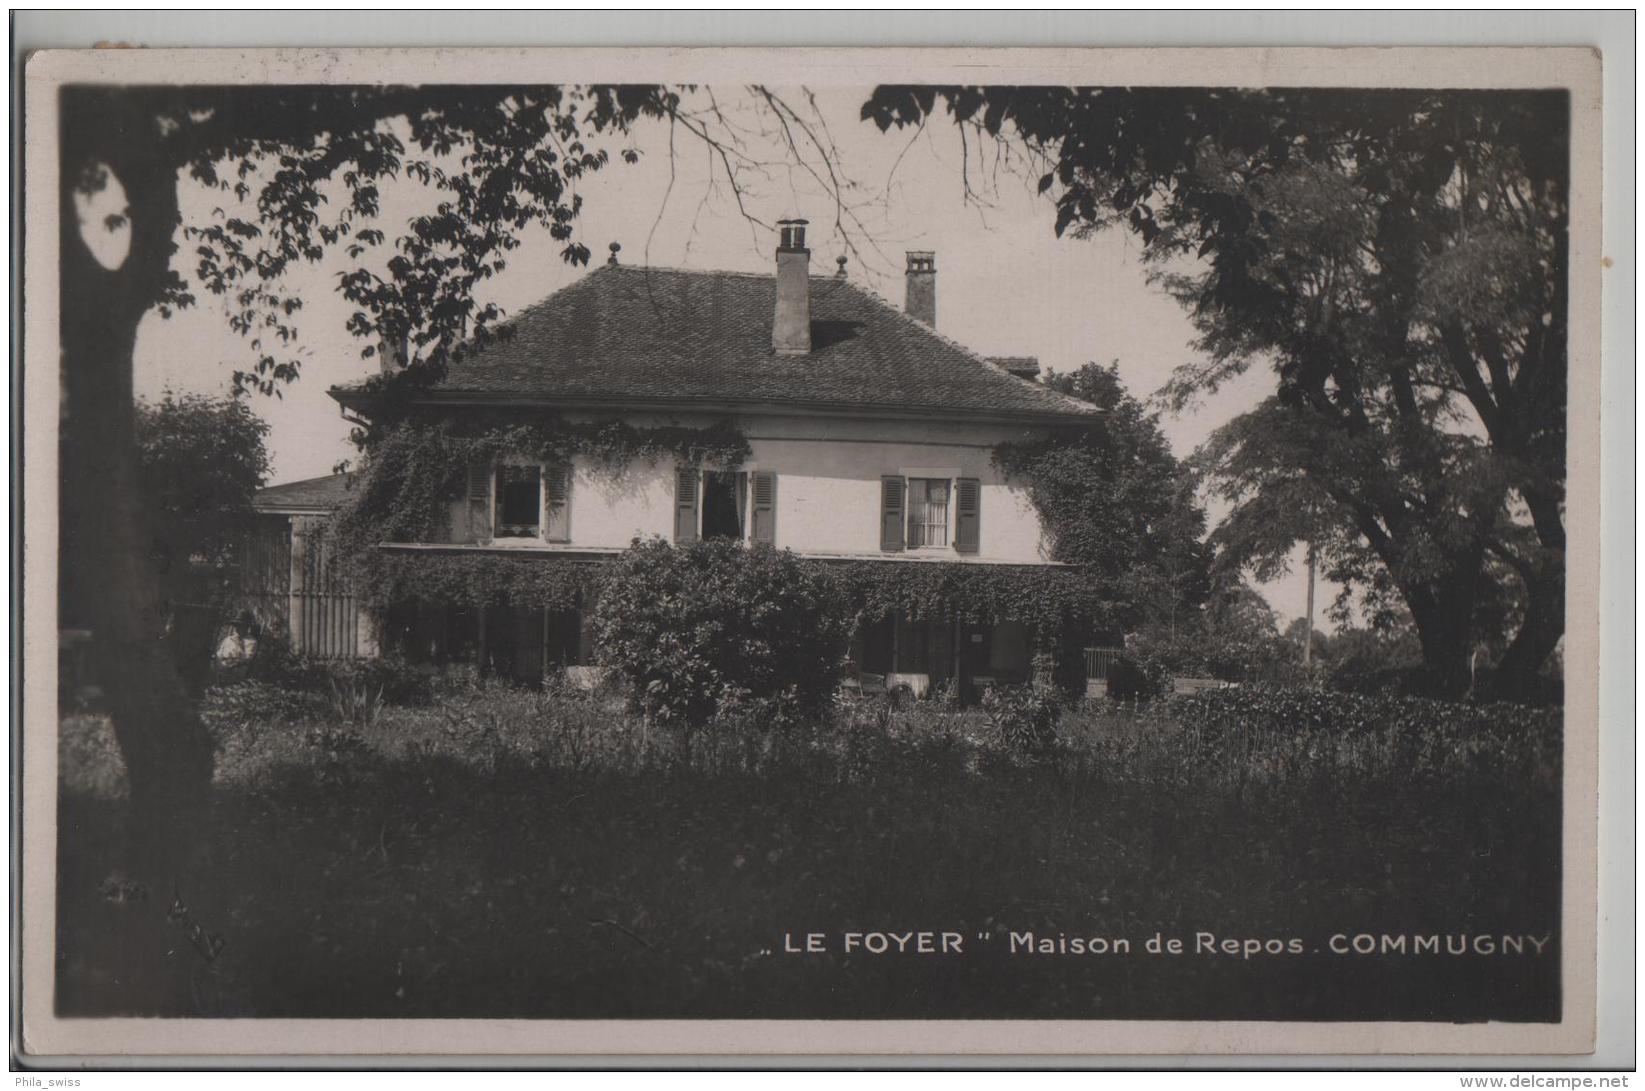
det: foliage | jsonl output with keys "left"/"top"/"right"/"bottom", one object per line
{"left": 1106, "top": 654, "right": 1173, "bottom": 701}
{"left": 827, "top": 558, "right": 1105, "bottom": 636}
{"left": 356, "top": 550, "right": 606, "bottom": 614}
{"left": 1319, "top": 624, "right": 1425, "bottom": 695}
{"left": 350, "top": 543, "right": 1108, "bottom": 694}
{"left": 327, "top": 676, "right": 386, "bottom": 728}
{"left": 329, "top": 414, "right": 750, "bottom": 564}
{"left": 979, "top": 683, "right": 1063, "bottom": 753}
{"left": 864, "top": 86, "right": 1569, "bottom": 696}
{"left": 1165, "top": 687, "right": 1560, "bottom": 784}
{"left": 592, "top": 539, "right": 853, "bottom": 728}
{"left": 995, "top": 361, "right": 1212, "bottom": 633}
{"left": 199, "top": 681, "right": 324, "bottom": 734}
{"left": 67, "top": 83, "right": 678, "bottom": 394}
{"left": 134, "top": 392, "right": 271, "bottom": 606}
{"left": 242, "top": 635, "right": 432, "bottom": 706}
{"left": 58, "top": 682, "right": 1559, "bottom": 1019}
{"left": 1116, "top": 582, "right": 1305, "bottom": 692}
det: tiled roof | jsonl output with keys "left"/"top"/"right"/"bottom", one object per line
{"left": 253, "top": 472, "right": 354, "bottom": 512}
{"left": 333, "top": 265, "right": 1096, "bottom": 422}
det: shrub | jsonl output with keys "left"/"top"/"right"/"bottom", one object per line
{"left": 1107, "top": 653, "right": 1172, "bottom": 700}
{"left": 1164, "top": 687, "right": 1560, "bottom": 783}
{"left": 200, "top": 680, "right": 324, "bottom": 731}
{"left": 242, "top": 633, "right": 431, "bottom": 706}
{"left": 592, "top": 539, "right": 852, "bottom": 728}
{"left": 981, "top": 683, "right": 1064, "bottom": 752}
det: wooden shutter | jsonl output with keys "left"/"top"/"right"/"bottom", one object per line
{"left": 675, "top": 467, "right": 700, "bottom": 542}
{"left": 544, "top": 464, "right": 571, "bottom": 542}
{"left": 880, "top": 476, "right": 906, "bottom": 552}
{"left": 954, "top": 477, "right": 981, "bottom": 554}
{"left": 467, "top": 459, "right": 491, "bottom": 541}
{"left": 750, "top": 471, "right": 777, "bottom": 544}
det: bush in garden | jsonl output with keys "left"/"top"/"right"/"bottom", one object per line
{"left": 1163, "top": 687, "right": 1561, "bottom": 784}
{"left": 1107, "top": 653, "right": 1173, "bottom": 700}
{"left": 592, "top": 538, "right": 853, "bottom": 728}
{"left": 242, "top": 632, "right": 431, "bottom": 706}
{"left": 200, "top": 680, "right": 324, "bottom": 732}
{"left": 981, "top": 683, "right": 1064, "bottom": 753}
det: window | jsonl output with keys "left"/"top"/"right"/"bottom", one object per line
{"left": 701, "top": 470, "right": 747, "bottom": 541}
{"left": 679, "top": 468, "right": 775, "bottom": 544}
{"left": 487, "top": 462, "right": 570, "bottom": 541}
{"left": 495, "top": 464, "right": 540, "bottom": 537}
{"left": 906, "top": 478, "right": 951, "bottom": 549}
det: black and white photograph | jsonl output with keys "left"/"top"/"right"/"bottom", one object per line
{"left": 17, "top": 37, "right": 1614, "bottom": 1062}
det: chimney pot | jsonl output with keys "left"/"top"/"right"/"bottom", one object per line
{"left": 905, "top": 250, "right": 936, "bottom": 327}
{"left": 777, "top": 218, "right": 808, "bottom": 252}
{"left": 773, "top": 218, "right": 812, "bottom": 355}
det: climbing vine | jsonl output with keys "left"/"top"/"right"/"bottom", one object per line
{"left": 824, "top": 559, "right": 1120, "bottom": 640}
{"left": 358, "top": 550, "right": 605, "bottom": 612}
{"left": 356, "top": 547, "right": 1120, "bottom": 644}
{"left": 329, "top": 411, "right": 750, "bottom": 567}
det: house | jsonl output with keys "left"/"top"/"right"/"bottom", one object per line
{"left": 254, "top": 219, "right": 1102, "bottom": 695}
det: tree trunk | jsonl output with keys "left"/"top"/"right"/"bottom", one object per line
{"left": 59, "top": 93, "right": 217, "bottom": 1012}
{"left": 1493, "top": 484, "right": 1568, "bottom": 689}
{"left": 1494, "top": 554, "right": 1566, "bottom": 698}
{"left": 1404, "top": 568, "right": 1485, "bottom": 700}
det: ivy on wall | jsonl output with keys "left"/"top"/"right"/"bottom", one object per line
{"left": 359, "top": 550, "right": 605, "bottom": 612}
{"left": 327, "top": 409, "right": 1132, "bottom": 662}
{"left": 357, "top": 546, "right": 1120, "bottom": 640}
{"left": 329, "top": 411, "right": 750, "bottom": 566}
{"left": 823, "top": 559, "right": 1119, "bottom": 639}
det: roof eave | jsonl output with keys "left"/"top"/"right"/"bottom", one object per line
{"left": 326, "top": 387, "right": 1098, "bottom": 427}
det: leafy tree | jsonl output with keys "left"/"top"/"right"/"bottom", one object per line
{"left": 134, "top": 392, "right": 271, "bottom": 693}
{"left": 134, "top": 392, "right": 271, "bottom": 607}
{"left": 995, "top": 361, "right": 1212, "bottom": 634}
{"left": 863, "top": 87, "right": 1568, "bottom": 698}
{"left": 58, "top": 83, "right": 682, "bottom": 1007}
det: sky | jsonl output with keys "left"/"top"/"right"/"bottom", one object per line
{"left": 126, "top": 85, "right": 1333, "bottom": 630}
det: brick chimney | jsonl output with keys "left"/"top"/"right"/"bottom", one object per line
{"left": 377, "top": 331, "right": 409, "bottom": 376}
{"left": 905, "top": 250, "right": 936, "bottom": 327}
{"left": 772, "top": 218, "right": 811, "bottom": 355}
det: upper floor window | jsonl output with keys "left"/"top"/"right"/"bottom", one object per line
{"left": 702, "top": 470, "right": 747, "bottom": 541}
{"left": 496, "top": 464, "right": 541, "bottom": 538}
{"left": 906, "top": 478, "right": 950, "bottom": 549}
{"left": 675, "top": 467, "right": 777, "bottom": 545}
{"left": 470, "top": 459, "right": 571, "bottom": 543}
{"left": 881, "top": 474, "right": 980, "bottom": 555}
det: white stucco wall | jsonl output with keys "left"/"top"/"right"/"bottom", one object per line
{"left": 434, "top": 410, "right": 1058, "bottom": 564}
{"left": 741, "top": 418, "right": 1050, "bottom": 562}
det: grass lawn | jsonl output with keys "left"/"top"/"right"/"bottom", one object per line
{"left": 55, "top": 683, "right": 1561, "bottom": 1020}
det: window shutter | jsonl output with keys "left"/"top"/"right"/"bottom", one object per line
{"left": 954, "top": 477, "right": 981, "bottom": 554}
{"left": 544, "top": 464, "right": 571, "bottom": 542}
{"left": 880, "top": 476, "right": 906, "bottom": 552}
{"left": 675, "top": 467, "right": 699, "bottom": 542}
{"left": 750, "top": 471, "right": 777, "bottom": 544}
{"left": 467, "top": 460, "right": 491, "bottom": 541}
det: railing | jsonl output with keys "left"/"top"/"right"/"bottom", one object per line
{"left": 1084, "top": 646, "right": 1122, "bottom": 680}
{"left": 1083, "top": 645, "right": 1123, "bottom": 698}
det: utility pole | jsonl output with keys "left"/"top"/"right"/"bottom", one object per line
{"left": 1302, "top": 542, "right": 1317, "bottom": 671}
